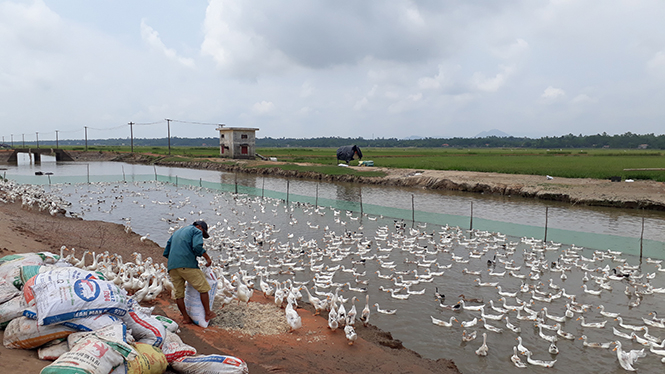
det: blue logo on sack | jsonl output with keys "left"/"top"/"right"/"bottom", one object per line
{"left": 74, "top": 278, "right": 101, "bottom": 302}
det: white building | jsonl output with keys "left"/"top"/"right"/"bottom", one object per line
{"left": 217, "top": 126, "right": 259, "bottom": 159}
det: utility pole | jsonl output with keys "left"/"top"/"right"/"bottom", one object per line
{"left": 129, "top": 122, "right": 134, "bottom": 153}
{"left": 166, "top": 118, "right": 171, "bottom": 155}
{"left": 55, "top": 130, "right": 59, "bottom": 149}
{"left": 10, "top": 134, "right": 13, "bottom": 147}
{"left": 36, "top": 132, "right": 39, "bottom": 148}
{"left": 84, "top": 126, "right": 88, "bottom": 151}
{"left": 22, "top": 134, "right": 25, "bottom": 147}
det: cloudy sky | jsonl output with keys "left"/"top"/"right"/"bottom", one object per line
{"left": 1, "top": 0, "right": 664, "bottom": 143}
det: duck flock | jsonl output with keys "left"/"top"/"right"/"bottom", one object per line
{"left": 3, "top": 177, "right": 665, "bottom": 373}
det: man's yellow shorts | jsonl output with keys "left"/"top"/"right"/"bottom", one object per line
{"left": 168, "top": 268, "right": 211, "bottom": 299}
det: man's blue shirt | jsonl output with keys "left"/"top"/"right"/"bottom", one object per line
{"left": 163, "top": 225, "right": 206, "bottom": 271}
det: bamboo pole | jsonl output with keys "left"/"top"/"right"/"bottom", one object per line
{"left": 640, "top": 216, "right": 645, "bottom": 259}
{"left": 286, "top": 179, "right": 290, "bottom": 205}
{"left": 469, "top": 202, "right": 473, "bottom": 231}
{"left": 411, "top": 194, "right": 415, "bottom": 228}
{"left": 544, "top": 207, "right": 549, "bottom": 242}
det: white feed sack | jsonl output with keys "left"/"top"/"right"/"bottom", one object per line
{"left": 171, "top": 354, "right": 249, "bottom": 374}
{"left": 161, "top": 330, "right": 196, "bottom": 363}
{"left": 40, "top": 336, "right": 124, "bottom": 374}
{"left": 0, "top": 294, "right": 28, "bottom": 326}
{"left": 184, "top": 267, "right": 218, "bottom": 328}
{"left": 122, "top": 310, "right": 166, "bottom": 348}
{"left": 32, "top": 277, "right": 129, "bottom": 326}
{"left": 23, "top": 267, "right": 106, "bottom": 306}
{"left": 0, "top": 278, "right": 20, "bottom": 303}
{"left": 0, "top": 253, "right": 44, "bottom": 289}
{"left": 38, "top": 339, "right": 70, "bottom": 361}
{"left": 3, "top": 316, "right": 75, "bottom": 349}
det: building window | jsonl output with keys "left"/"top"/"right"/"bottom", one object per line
{"left": 241, "top": 134, "right": 248, "bottom": 139}
{"left": 220, "top": 134, "right": 224, "bottom": 138}
{"left": 241, "top": 145, "right": 248, "bottom": 154}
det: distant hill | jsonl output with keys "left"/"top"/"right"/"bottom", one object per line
{"left": 475, "top": 129, "right": 510, "bottom": 138}
{"left": 402, "top": 135, "right": 423, "bottom": 140}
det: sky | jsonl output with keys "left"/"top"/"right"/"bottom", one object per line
{"left": 1, "top": 0, "right": 665, "bottom": 143}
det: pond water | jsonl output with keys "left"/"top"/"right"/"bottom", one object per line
{"left": 3, "top": 156, "right": 665, "bottom": 373}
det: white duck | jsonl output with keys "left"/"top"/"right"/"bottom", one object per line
{"left": 597, "top": 305, "right": 620, "bottom": 318}
{"left": 344, "top": 325, "right": 358, "bottom": 345}
{"left": 285, "top": 300, "right": 302, "bottom": 332}
{"left": 431, "top": 316, "right": 457, "bottom": 327}
{"left": 548, "top": 342, "right": 559, "bottom": 355}
{"left": 360, "top": 295, "right": 370, "bottom": 326}
{"left": 475, "top": 333, "right": 488, "bottom": 356}
{"left": 579, "top": 335, "right": 612, "bottom": 348}
{"left": 346, "top": 296, "right": 357, "bottom": 325}
{"left": 577, "top": 316, "right": 606, "bottom": 328}
{"left": 525, "top": 351, "right": 556, "bottom": 368}
{"left": 235, "top": 273, "right": 253, "bottom": 304}
{"left": 462, "top": 330, "right": 477, "bottom": 342}
{"left": 328, "top": 304, "right": 339, "bottom": 331}
{"left": 374, "top": 303, "right": 397, "bottom": 315}
{"left": 511, "top": 346, "right": 527, "bottom": 368}
{"left": 612, "top": 340, "right": 638, "bottom": 371}
{"left": 302, "top": 287, "right": 327, "bottom": 316}
{"left": 516, "top": 336, "right": 531, "bottom": 355}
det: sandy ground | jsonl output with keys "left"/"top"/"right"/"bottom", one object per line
{"left": 0, "top": 201, "right": 459, "bottom": 374}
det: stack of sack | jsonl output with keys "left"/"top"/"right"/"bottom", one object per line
{"left": 0, "top": 253, "right": 248, "bottom": 374}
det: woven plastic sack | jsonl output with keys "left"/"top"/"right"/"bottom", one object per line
{"left": 154, "top": 315, "right": 179, "bottom": 333}
{"left": 0, "top": 278, "right": 20, "bottom": 303}
{"left": 184, "top": 267, "right": 218, "bottom": 328}
{"left": 171, "top": 354, "right": 249, "bottom": 374}
{"left": 41, "top": 336, "right": 124, "bottom": 374}
{"left": 125, "top": 342, "right": 168, "bottom": 374}
{"left": 3, "top": 316, "right": 75, "bottom": 349}
{"left": 38, "top": 339, "right": 69, "bottom": 361}
{"left": 33, "top": 277, "right": 128, "bottom": 325}
{"left": 0, "top": 253, "right": 43, "bottom": 289}
{"left": 24, "top": 267, "right": 106, "bottom": 306}
{"left": 61, "top": 313, "right": 122, "bottom": 332}
{"left": 161, "top": 330, "right": 196, "bottom": 363}
{"left": 122, "top": 310, "right": 166, "bottom": 348}
{"left": 0, "top": 294, "right": 28, "bottom": 326}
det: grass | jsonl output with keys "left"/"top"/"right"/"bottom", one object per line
{"left": 56, "top": 146, "right": 665, "bottom": 182}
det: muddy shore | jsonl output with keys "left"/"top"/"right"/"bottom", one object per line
{"left": 0, "top": 199, "right": 459, "bottom": 374}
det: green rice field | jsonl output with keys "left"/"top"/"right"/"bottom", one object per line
{"left": 61, "top": 146, "right": 665, "bottom": 181}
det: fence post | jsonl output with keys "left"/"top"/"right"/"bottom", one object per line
{"left": 234, "top": 173, "right": 238, "bottom": 194}
{"left": 315, "top": 183, "right": 319, "bottom": 207}
{"left": 469, "top": 202, "right": 473, "bottom": 231}
{"left": 286, "top": 179, "right": 290, "bottom": 205}
{"left": 153, "top": 165, "right": 157, "bottom": 181}
{"left": 544, "top": 207, "right": 549, "bottom": 242}
{"left": 359, "top": 185, "right": 363, "bottom": 215}
{"left": 411, "top": 194, "right": 415, "bottom": 228}
{"left": 262, "top": 177, "right": 265, "bottom": 198}
{"left": 87, "top": 164, "right": 90, "bottom": 184}
{"left": 640, "top": 216, "right": 645, "bottom": 259}
{"left": 200, "top": 178, "right": 202, "bottom": 187}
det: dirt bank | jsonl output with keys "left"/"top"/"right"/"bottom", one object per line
{"left": 0, "top": 201, "right": 459, "bottom": 374}
{"left": 108, "top": 152, "right": 665, "bottom": 211}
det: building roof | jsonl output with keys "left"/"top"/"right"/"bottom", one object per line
{"left": 217, "top": 127, "right": 259, "bottom": 131}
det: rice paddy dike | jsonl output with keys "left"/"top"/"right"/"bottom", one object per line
{"left": 99, "top": 150, "right": 665, "bottom": 211}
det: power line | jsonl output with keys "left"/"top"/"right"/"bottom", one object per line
{"left": 171, "top": 119, "right": 221, "bottom": 126}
